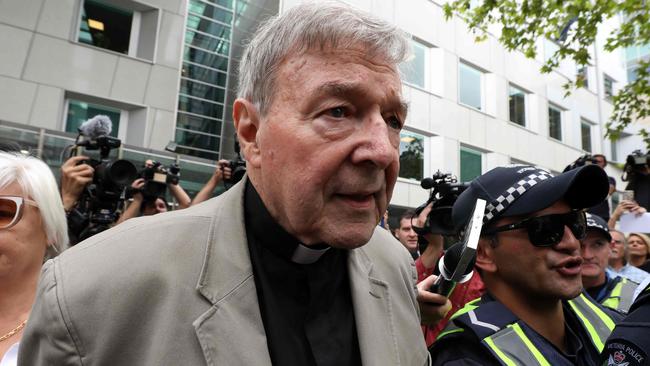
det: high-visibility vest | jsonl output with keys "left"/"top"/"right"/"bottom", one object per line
{"left": 437, "top": 293, "right": 617, "bottom": 366}
{"left": 601, "top": 277, "right": 639, "bottom": 314}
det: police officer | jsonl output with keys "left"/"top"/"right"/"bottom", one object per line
{"left": 601, "top": 279, "right": 650, "bottom": 366}
{"left": 430, "top": 164, "right": 623, "bottom": 365}
{"left": 581, "top": 213, "right": 639, "bottom": 314}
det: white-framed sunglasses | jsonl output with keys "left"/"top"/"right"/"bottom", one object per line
{"left": 0, "top": 195, "right": 39, "bottom": 230}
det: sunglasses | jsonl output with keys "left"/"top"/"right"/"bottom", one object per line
{"left": 482, "top": 210, "right": 587, "bottom": 247}
{"left": 0, "top": 196, "right": 39, "bottom": 230}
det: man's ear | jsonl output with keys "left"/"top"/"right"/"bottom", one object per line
{"left": 233, "top": 98, "right": 261, "bottom": 168}
{"left": 475, "top": 237, "right": 497, "bottom": 274}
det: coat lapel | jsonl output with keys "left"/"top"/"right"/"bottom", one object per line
{"left": 192, "top": 179, "right": 272, "bottom": 366}
{"left": 349, "top": 245, "right": 401, "bottom": 365}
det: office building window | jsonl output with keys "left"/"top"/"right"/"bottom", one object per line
{"left": 77, "top": 0, "right": 158, "bottom": 60}
{"left": 577, "top": 66, "right": 589, "bottom": 88}
{"left": 581, "top": 119, "right": 592, "bottom": 152}
{"left": 548, "top": 105, "right": 562, "bottom": 141}
{"left": 509, "top": 84, "right": 527, "bottom": 126}
{"left": 399, "top": 131, "right": 425, "bottom": 180}
{"left": 400, "top": 39, "right": 428, "bottom": 89}
{"left": 65, "top": 99, "right": 121, "bottom": 138}
{"left": 460, "top": 146, "right": 482, "bottom": 182}
{"left": 604, "top": 75, "right": 614, "bottom": 99}
{"left": 78, "top": 1, "right": 132, "bottom": 54}
{"left": 459, "top": 62, "right": 483, "bottom": 110}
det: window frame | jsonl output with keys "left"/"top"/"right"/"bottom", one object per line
{"left": 458, "top": 61, "right": 485, "bottom": 111}
{"left": 63, "top": 97, "right": 129, "bottom": 141}
{"left": 397, "top": 129, "right": 428, "bottom": 182}
{"left": 399, "top": 38, "right": 430, "bottom": 90}
{"left": 580, "top": 118, "right": 593, "bottom": 153}
{"left": 459, "top": 145, "right": 484, "bottom": 182}
{"left": 74, "top": 0, "right": 159, "bottom": 62}
{"left": 508, "top": 83, "right": 528, "bottom": 127}
{"left": 548, "top": 104, "right": 563, "bottom": 141}
{"left": 603, "top": 74, "right": 615, "bottom": 100}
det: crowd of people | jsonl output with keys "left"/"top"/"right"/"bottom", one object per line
{"left": 1, "top": 1, "right": 650, "bottom": 365}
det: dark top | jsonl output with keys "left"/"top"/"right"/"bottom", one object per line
{"left": 639, "top": 260, "right": 650, "bottom": 273}
{"left": 601, "top": 282, "right": 650, "bottom": 366}
{"left": 244, "top": 182, "right": 361, "bottom": 366}
{"left": 430, "top": 293, "right": 617, "bottom": 366}
{"left": 587, "top": 176, "right": 616, "bottom": 221}
{"left": 627, "top": 172, "right": 650, "bottom": 211}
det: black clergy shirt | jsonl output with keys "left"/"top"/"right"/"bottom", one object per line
{"left": 244, "top": 182, "right": 362, "bottom": 366}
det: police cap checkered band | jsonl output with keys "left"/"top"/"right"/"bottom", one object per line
{"left": 483, "top": 171, "right": 553, "bottom": 223}
{"left": 585, "top": 213, "right": 611, "bottom": 241}
{"left": 451, "top": 164, "right": 610, "bottom": 232}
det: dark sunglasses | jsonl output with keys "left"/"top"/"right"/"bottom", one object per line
{"left": 482, "top": 210, "right": 587, "bottom": 247}
{"left": 0, "top": 196, "right": 39, "bottom": 230}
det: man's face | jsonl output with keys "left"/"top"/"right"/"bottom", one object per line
{"left": 580, "top": 230, "right": 612, "bottom": 288}
{"left": 609, "top": 231, "right": 625, "bottom": 262}
{"left": 481, "top": 201, "right": 584, "bottom": 302}
{"left": 396, "top": 217, "right": 418, "bottom": 252}
{"left": 245, "top": 47, "right": 405, "bottom": 248}
{"left": 593, "top": 156, "right": 606, "bottom": 168}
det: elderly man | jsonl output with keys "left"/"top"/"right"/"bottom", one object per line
{"left": 18, "top": 2, "right": 443, "bottom": 366}
{"left": 607, "top": 229, "right": 650, "bottom": 284}
{"left": 581, "top": 214, "right": 639, "bottom": 314}
{"left": 430, "top": 165, "right": 622, "bottom": 365}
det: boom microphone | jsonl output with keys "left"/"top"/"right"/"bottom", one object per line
{"left": 420, "top": 177, "right": 435, "bottom": 189}
{"left": 79, "top": 115, "right": 112, "bottom": 139}
{"left": 430, "top": 198, "right": 485, "bottom": 297}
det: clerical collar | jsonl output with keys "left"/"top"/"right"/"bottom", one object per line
{"left": 245, "top": 181, "right": 330, "bottom": 264}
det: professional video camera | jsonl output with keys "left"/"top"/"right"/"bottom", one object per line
{"left": 137, "top": 161, "right": 181, "bottom": 201}
{"left": 622, "top": 150, "right": 650, "bottom": 182}
{"left": 224, "top": 138, "right": 246, "bottom": 187}
{"left": 67, "top": 115, "right": 137, "bottom": 242}
{"left": 563, "top": 154, "right": 598, "bottom": 173}
{"left": 414, "top": 171, "right": 470, "bottom": 236}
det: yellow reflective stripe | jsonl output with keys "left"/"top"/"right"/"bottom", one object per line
{"left": 436, "top": 327, "right": 464, "bottom": 340}
{"left": 485, "top": 337, "right": 517, "bottom": 366}
{"left": 602, "top": 282, "right": 622, "bottom": 309}
{"left": 450, "top": 297, "right": 481, "bottom": 320}
{"left": 508, "top": 324, "right": 550, "bottom": 366}
{"left": 579, "top": 294, "right": 615, "bottom": 331}
{"left": 569, "top": 297, "right": 606, "bottom": 352}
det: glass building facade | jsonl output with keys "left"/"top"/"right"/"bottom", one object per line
{"left": 176, "top": 0, "right": 278, "bottom": 161}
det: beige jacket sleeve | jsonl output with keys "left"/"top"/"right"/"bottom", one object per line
{"left": 18, "top": 260, "right": 84, "bottom": 366}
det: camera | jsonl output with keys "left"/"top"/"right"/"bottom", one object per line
{"left": 622, "top": 150, "right": 650, "bottom": 182}
{"left": 563, "top": 154, "right": 598, "bottom": 173}
{"left": 224, "top": 138, "right": 246, "bottom": 187}
{"left": 67, "top": 116, "right": 138, "bottom": 242}
{"left": 414, "top": 171, "right": 469, "bottom": 236}
{"left": 137, "top": 161, "right": 181, "bottom": 200}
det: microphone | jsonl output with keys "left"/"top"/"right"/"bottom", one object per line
{"left": 430, "top": 198, "right": 486, "bottom": 297}
{"left": 78, "top": 115, "right": 112, "bottom": 139}
{"left": 420, "top": 177, "right": 435, "bottom": 189}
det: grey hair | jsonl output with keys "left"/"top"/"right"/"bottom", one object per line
{"left": 610, "top": 229, "right": 628, "bottom": 265}
{"left": 237, "top": 0, "right": 410, "bottom": 115}
{"left": 0, "top": 152, "right": 69, "bottom": 252}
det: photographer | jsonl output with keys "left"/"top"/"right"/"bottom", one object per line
{"left": 623, "top": 150, "right": 650, "bottom": 211}
{"left": 115, "top": 178, "right": 168, "bottom": 224}
{"left": 60, "top": 155, "right": 94, "bottom": 215}
{"left": 190, "top": 159, "right": 232, "bottom": 206}
{"left": 142, "top": 159, "right": 190, "bottom": 209}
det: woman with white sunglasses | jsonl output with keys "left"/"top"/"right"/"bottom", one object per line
{"left": 0, "top": 152, "right": 68, "bottom": 366}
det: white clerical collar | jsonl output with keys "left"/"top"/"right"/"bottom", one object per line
{"left": 291, "top": 243, "right": 331, "bottom": 264}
